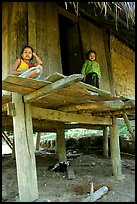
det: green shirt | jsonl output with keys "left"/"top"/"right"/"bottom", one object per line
{"left": 81, "top": 59, "right": 101, "bottom": 79}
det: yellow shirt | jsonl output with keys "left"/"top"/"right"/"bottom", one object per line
{"left": 17, "top": 59, "right": 34, "bottom": 71}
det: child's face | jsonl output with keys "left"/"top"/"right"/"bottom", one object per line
{"left": 88, "top": 52, "right": 96, "bottom": 61}
{"left": 22, "top": 48, "right": 33, "bottom": 61}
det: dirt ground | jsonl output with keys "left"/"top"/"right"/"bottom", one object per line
{"left": 2, "top": 148, "right": 135, "bottom": 202}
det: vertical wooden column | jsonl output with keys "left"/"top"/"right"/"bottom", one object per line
{"left": 11, "top": 136, "right": 15, "bottom": 159}
{"left": 36, "top": 132, "right": 41, "bottom": 150}
{"left": 12, "top": 93, "right": 38, "bottom": 202}
{"left": 56, "top": 124, "right": 67, "bottom": 162}
{"left": 103, "top": 126, "right": 109, "bottom": 158}
{"left": 109, "top": 116, "right": 125, "bottom": 180}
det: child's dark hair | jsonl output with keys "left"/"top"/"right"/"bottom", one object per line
{"left": 86, "top": 50, "right": 96, "bottom": 60}
{"left": 21, "top": 45, "right": 34, "bottom": 60}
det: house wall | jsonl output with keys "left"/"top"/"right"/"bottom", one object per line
{"left": 2, "top": 2, "right": 62, "bottom": 80}
{"left": 79, "top": 17, "right": 111, "bottom": 92}
{"left": 110, "top": 35, "right": 135, "bottom": 99}
{"left": 2, "top": 2, "right": 135, "bottom": 99}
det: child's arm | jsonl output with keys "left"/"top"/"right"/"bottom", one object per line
{"left": 11, "top": 59, "right": 22, "bottom": 76}
{"left": 33, "top": 52, "right": 43, "bottom": 66}
{"left": 81, "top": 61, "right": 88, "bottom": 81}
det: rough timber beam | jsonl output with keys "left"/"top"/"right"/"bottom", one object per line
{"left": 31, "top": 107, "right": 112, "bottom": 125}
{"left": 24, "top": 74, "right": 84, "bottom": 103}
{"left": 58, "top": 100, "right": 124, "bottom": 112}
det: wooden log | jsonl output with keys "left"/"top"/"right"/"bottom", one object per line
{"left": 109, "top": 117, "right": 125, "bottom": 180}
{"left": 81, "top": 186, "right": 109, "bottom": 202}
{"left": 123, "top": 113, "right": 135, "bottom": 139}
{"left": 12, "top": 93, "right": 38, "bottom": 202}
{"left": 56, "top": 124, "right": 67, "bottom": 162}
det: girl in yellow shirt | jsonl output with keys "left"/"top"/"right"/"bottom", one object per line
{"left": 11, "top": 46, "right": 43, "bottom": 79}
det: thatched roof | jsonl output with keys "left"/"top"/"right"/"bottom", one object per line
{"left": 58, "top": 2, "right": 135, "bottom": 51}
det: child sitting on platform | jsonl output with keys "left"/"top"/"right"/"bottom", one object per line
{"left": 11, "top": 45, "right": 43, "bottom": 79}
{"left": 81, "top": 50, "right": 101, "bottom": 88}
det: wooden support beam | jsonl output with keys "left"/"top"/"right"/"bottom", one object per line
{"left": 57, "top": 6, "right": 79, "bottom": 23}
{"left": 78, "top": 82, "right": 120, "bottom": 100}
{"left": 36, "top": 132, "right": 41, "bottom": 150}
{"left": 31, "top": 107, "right": 112, "bottom": 125}
{"left": 12, "top": 93, "right": 38, "bottom": 202}
{"left": 11, "top": 137, "right": 15, "bottom": 159}
{"left": 109, "top": 116, "right": 125, "bottom": 180}
{"left": 65, "top": 123, "right": 103, "bottom": 130}
{"left": 56, "top": 124, "right": 67, "bottom": 162}
{"left": 103, "top": 126, "right": 109, "bottom": 158}
{"left": 24, "top": 74, "right": 84, "bottom": 102}
{"left": 123, "top": 113, "right": 135, "bottom": 139}
{"left": 58, "top": 100, "right": 124, "bottom": 112}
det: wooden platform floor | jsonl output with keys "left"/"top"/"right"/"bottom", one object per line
{"left": 2, "top": 72, "right": 135, "bottom": 131}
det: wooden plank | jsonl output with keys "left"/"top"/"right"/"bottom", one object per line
{"left": 82, "top": 186, "right": 109, "bottom": 202}
{"left": 24, "top": 74, "right": 84, "bottom": 102}
{"left": 4, "top": 75, "right": 51, "bottom": 89}
{"left": 31, "top": 106, "right": 112, "bottom": 125}
{"left": 37, "top": 3, "right": 62, "bottom": 76}
{"left": 45, "top": 72, "right": 65, "bottom": 82}
{"left": 2, "top": 3, "right": 9, "bottom": 78}
{"left": 78, "top": 82, "right": 120, "bottom": 100}
{"left": 2, "top": 81, "right": 34, "bottom": 94}
{"left": 28, "top": 2, "right": 36, "bottom": 50}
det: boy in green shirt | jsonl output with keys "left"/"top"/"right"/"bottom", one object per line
{"left": 81, "top": 50, "right": 101, "bottom": 88}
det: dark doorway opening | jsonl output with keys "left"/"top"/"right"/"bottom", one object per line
{"left": 58, "top": 14, "right": 83, "bottom": 76}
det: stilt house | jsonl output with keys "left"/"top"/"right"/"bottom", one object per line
{"left": 2, "top": 2, "right": 135, "bottom": 202}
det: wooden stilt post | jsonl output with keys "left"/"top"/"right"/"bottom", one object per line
{"left": 109, "top": 116, "right": 125, "bottom": 180}
{"left": 11, "top": 136, "right": 15, "bottom": 159}
{"left": 36, "top": 132, "right": 41, "bottom": 150}
{"left": 103, "top": 126, "right": 109, "bottom": 158}
{"left": 12, "top": 93, "right": 38, "bottom": 202}
{"left": 56, "top": 124, "right": 67, "bottom": 162}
